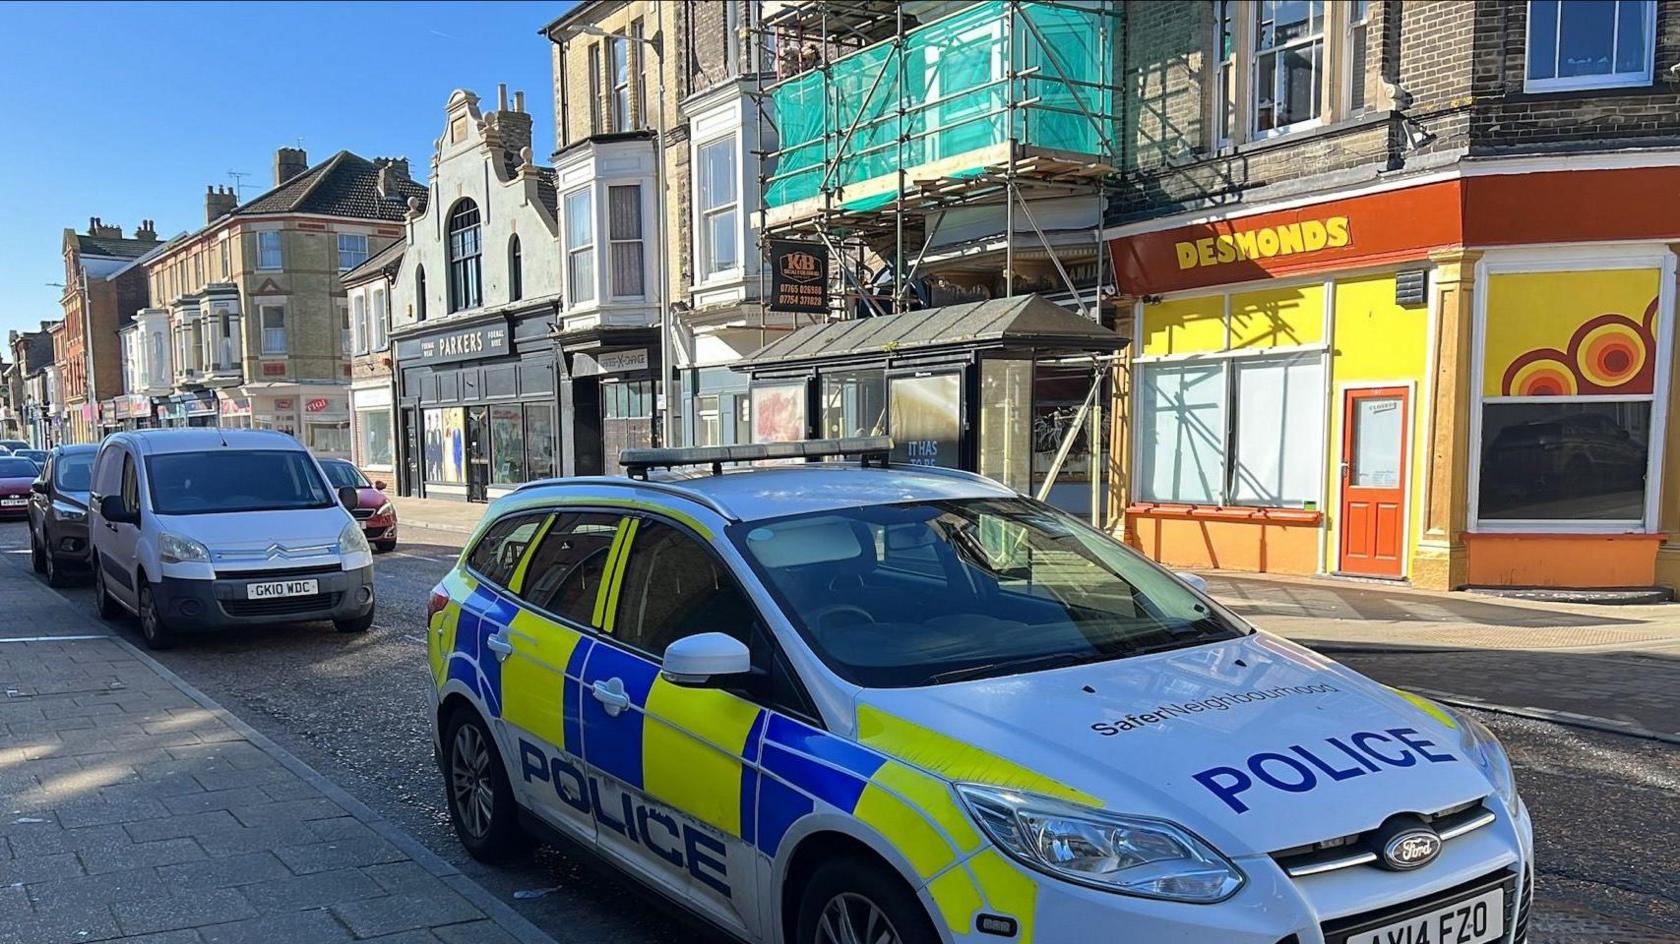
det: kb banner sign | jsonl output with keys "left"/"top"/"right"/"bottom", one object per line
{"left": 769, "top": 241, "right": 829, "bottom": 313}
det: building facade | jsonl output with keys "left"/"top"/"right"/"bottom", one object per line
{"left": 1109, "top": 0, "right": 1680, "bottom": 592}
{"left": 9, "top": 324, "right": 61, "bottom": 446}
{"left": 135, "top": 148, "right": 424, "bottom": 454}
{"left": 388, "top": 87, "right": 560, "bottom": 502}
{"left": 57, "top": 218, "right": 160, "bottom": 442}
{"left": 344, "top": 240, "right": 402, "bottom": 480}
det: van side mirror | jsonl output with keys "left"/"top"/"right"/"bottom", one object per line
{"left": 100, "top": 494, "right": 139, "bottom": 525}
{"left": 1177, "top": 571, "right": 1209, "bottom": 593}
{"left": 337, "top": 485, "right": 360, "bottom": 511}
{"left": 661, "top": 633, "right": 752, "bottom": 688}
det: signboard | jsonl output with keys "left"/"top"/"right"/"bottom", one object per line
{"left": 305, "top": 397, "right": 331, "bottom": 413}
{"left": 178, "top": 391, "right": 218, "bottom": 417}
{"left": 888, "top": 373, "right": 962, "bottom": 469}
{"left": 398, "top": 319, "right": 512, "bottom": 366}
{"left": 262, "top": 362, "right": 286, "bottom": 376}
{"left": 274, "top": 398, "right": 295, "bottom": 412}
{"left": 220, "top": 396, "right": 252, "bottom": 418}
{"left": 597, "top": 349, "right": 649, "bottom": 374}
{"left": 769, "top": 241, "right": 829, "bottom": 313}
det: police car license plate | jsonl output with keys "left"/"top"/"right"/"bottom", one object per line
{"left": 246, "top": 579, "right": 318, "bottom": 600}
{"left": 1343, "top": 887, "right": 1504, "bottom": 944}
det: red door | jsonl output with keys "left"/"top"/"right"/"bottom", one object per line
{"left": 1339, "top": 387, "right": 1409, "bottom": 578}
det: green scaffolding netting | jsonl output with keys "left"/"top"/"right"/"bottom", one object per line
{"left": 766, "top": 1, "right": 1119, "bottom": 210}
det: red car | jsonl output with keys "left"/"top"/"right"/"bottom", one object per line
{"left": 0, "top": 456, "right": 40, "bottom": 518}
{"left": 319, "top": 458, "right": 398, "bottom": 552}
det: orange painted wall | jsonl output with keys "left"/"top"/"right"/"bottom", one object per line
{"left": 1128, "top": 511, "right": 1320, "bottom": 575}
{"left": 1464, "top": 534, "right": 1662, "bottom": 588}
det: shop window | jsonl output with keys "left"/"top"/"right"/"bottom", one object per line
{"left": 447, "top": 200, "right": 483, "bottom": 313}
{"left": 306, "top": 420, "right": 351, "bottom": 457}
{"left": 696, "top": 395, "right": 722, "bottom": 447}
{"left": 889, "top": 373, "right": 962, "bottom": 469}
{"left": 1137, "top": 353, "right": 1326, "bottom": 508}
{"left": 357, "top": 409, "right": 393, "bottom": 468}
{"left": 1526, "top": 0, "right": 1655, "bottom": 92}
{"left": 1475, "top": 265, "right": 1662, "bottom": 527}
{"left": 608, "top": 185, "right": 645, "bottom": 298}
{"left": 526, "top": 403, "right": 556, "bottom": 479}
{"left": 979, "top": 359, "right": 1031, "bottom": 494}
{"left": 603, "top": 380, "right": 654, "bottom": 473}
{"left": 424, "top": 407, "right": 467, "bottom": 483}
{"left": 821, "top": 369, "right": 886, "bottom": 440}
{"left": 490, "top": 404, "right": 525, "bottom": 485}
{"left": 565, "top": 188, "right": 596, "bottom": 305}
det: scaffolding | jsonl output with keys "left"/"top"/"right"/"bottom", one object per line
{"left": 748, "top": 0, "right": 1125, "bottom": 321}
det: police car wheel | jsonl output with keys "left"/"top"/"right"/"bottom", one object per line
{"left": 797, "top": 857, "right": 937, "bottom": 944}
{"left": 443, "top": 710, "right": 532, "bottom": 862}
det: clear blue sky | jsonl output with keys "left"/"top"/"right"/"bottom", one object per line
{"left": 0, "top": 0, "right": 577, "bottom": 343}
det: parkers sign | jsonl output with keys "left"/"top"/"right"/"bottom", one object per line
{"left": 399, "top": 318, "right": 513, "bottom": 366}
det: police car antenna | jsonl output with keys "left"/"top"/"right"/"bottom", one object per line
{"left": 619, "top": 436, "right": 894, "bottom": 480}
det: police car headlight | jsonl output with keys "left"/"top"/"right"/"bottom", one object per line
{"left": 339, "top": 521, "right": 371, "bottom": 556}
{"left": 1446, "top": 707, "right": 1520, "bottom": 812}
{"left": 957, "top": 784, "right": 1244, "bottom": 903}
{"left": 158, "top": 532, "right": 211, "bottom": 564}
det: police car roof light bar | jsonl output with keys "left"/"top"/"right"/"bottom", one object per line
{"left": 620, "top": 436, "right": 894, "bottom": 479}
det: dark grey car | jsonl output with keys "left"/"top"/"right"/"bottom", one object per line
{"left": 28, "top": 444, "right": 98, "bottom": 587}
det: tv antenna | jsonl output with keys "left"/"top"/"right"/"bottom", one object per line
{"left": 227, "top": 170, "right": 251, "bottom": 199}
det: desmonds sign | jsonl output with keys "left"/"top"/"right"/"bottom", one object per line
{"left": 1174, "top": 217, "right": 1350, "bottom": 270}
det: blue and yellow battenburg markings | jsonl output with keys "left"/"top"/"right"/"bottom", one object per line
{"left": 434, "top": 502, "right": 1050, "bottom": 941}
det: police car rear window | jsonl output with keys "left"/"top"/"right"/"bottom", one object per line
{"left": 731, "top": 498, "right": 1247, "bottom": 688}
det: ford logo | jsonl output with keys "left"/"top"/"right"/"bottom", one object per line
{"left": 1382, "top": 829, "right": 1442, "bottom": 870}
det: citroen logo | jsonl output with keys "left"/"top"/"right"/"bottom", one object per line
{"left": 1381, "top": 829, "right": 1442, "bottom": 870}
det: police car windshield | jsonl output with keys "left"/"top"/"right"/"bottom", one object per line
{"left": 731, "top": 498, "right": 1247, "bottom": 688}
{"left": 146, "top": 450, "right": 335, "bottom": 515}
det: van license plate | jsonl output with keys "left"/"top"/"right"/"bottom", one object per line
{"left": 1342, "top": 887, "right": 1504, "bottom": 944}
{"left": 246, "top": 579, "right": 319, "bottom": 600}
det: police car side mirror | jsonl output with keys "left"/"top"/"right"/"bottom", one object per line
{"left": 662, "top": 633, "right": 752, "bottom": 688}
{"left": 1177, "top": 571, "right": 1209, "bottom": 593}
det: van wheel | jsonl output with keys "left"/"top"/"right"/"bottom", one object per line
{"left": 442, "top": 708, "right": 532, "bottom": 863}
{"left": 334, "top": 610, "right": 375, "bottom": 633}
{"left": 796, "top": 856, "right": 938, "bottom": 944}
{"left": 138, "top": 583, "right": 177, "bottom": 651}
{"left": 94, "top": 566, "right": 124, "bottom": 621}
{"left": 30, "top": 530, "right": 46, "bottom": 574}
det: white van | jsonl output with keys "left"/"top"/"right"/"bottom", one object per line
{"left": 88, "top": 429, "right": 376, "bottom": 648}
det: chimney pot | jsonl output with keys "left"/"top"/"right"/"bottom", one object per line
{"left": 497, "top": 83, "right": 508, "bottom": 110}
{"left": 514, "top": 90, "right": 525, "bottom": 113}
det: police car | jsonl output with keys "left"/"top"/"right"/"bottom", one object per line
{"left": 426, "top": 437, "right": 1533, "bottom": 944}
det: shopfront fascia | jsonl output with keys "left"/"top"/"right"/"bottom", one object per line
{"left": 1110, "top": 163, "right": 1680, "bottom": 592}
{"left": 736, "top": 296, "right": 1127, "bottom": 518}
{"left": 396, "top": 310, "right": 557, "bottom": 503}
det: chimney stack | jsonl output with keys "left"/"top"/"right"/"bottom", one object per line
{"left": 206, "top": 185, "right": 238, "bottom": 223}
{"left": 135, "top": 218, "right": 158, "bottom": 242}
{"left": 86, "top": 217, "right": 122, "bottom": 238}
{"left": 374, "top": 158, "right": 412, "bottom": 201}
{"left": 274, "top": 146, "right": 308, "bottom": 186}
{"left": 497, "top": 83, "right": 508, "bottom": 111}
{"left": 484, "top": 87, "right": 533, "bottom": 170}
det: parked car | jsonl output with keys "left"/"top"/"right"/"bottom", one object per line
{"left": 0, "top": 456, "right": 41, "bottom": 518}
{"left": 427, "top": 438, "right": 1532, "bottom": 944}
{"left": 14, "top": 448, "right": 49, "bottom": 469}
{"left": 319, "top": 458, "right": 398, "bottom": 552}
{"left": 0, "top": 439, "right": 29, "bottom": 455}
{"left": 27, "top": 444, "right": 98, "bottom": 587}
{"left": 88, "top": 429, "right": 376, "bottom": 649}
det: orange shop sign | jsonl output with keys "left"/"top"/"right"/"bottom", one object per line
{"left": 1111, "top": 179, "right": 1464, "bottom": 295}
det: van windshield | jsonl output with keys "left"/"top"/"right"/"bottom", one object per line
{"left": 146, "top": 450, "right": 335, "bottom": 515}
{"left": 730, "top": 498, "right": 1248, "bottom": 688}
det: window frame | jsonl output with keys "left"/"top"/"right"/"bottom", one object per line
{"left": 372, "top": 286, "right": 388, "bottom": 350}
{"left": 564, "top": 186, "right": 597, "bottom": 306}
{"left": 1249, "top": 0, "right": 1328, "bottom": 140}
{"left": 610, "top": 34, "right": 632, "bottom": 132}
{"left": 1466, "top": 250, "right": 1677, "bottom": 533}
{"left": 256, "top": 230, "right": 283, "bottom": 271}
{"left": 337, "top": 233, "right": 370, "bottom": 273}
{"left": 352, "top": 294, "right": 368, "bottom": 355}
{"left": 696, "top": 134, "right": 741, "bottom": 278}
{"left": 259, "top": 303, "right": 287, "bottom": 356}
{"left": 464, "top": 510, "right": 553, "bottom": 592}
{"left": 508, "top": 234, "right": 523, "bottom": 303}
{"left": 1523, "top": 0, "right": 1657, "bottom": 93}
{"left": 607, "top": 183, "right": 646, "bottom": 299}
{"left": 446, "top": 200, "right": 483, "bottom": 314}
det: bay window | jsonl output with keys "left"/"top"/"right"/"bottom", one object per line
{"left": 1136, "top": 352, "right": 1325, "bottom": 507}
{"left": 565, "top": 188, "right": 596, "bottom": 305}
{"left": 608, "top": 185, "right": 645, "bottom": 298}
{"left": 698, "top": 136, "right": 740, "bottom": 275}
{"left": 1526, "top": 0, "right": 1656, "bottom": 92}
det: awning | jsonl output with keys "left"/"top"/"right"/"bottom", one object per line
{"left": 736, "top": 294, "right": 1126, "bottom": 371}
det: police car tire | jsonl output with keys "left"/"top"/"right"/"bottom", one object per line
{"left": 442, "top": 709, "right": 533, "bottom": 863}
{"left": 795, "top": 855, "right": 938, "bottom": 944}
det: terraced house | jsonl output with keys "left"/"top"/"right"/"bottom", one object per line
{"left": 130, "top": 147, "right": 424, "bottom": 454}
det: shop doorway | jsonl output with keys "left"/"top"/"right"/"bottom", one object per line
{"left": 401, "top": 408, "right": 421, "bottom": 497}
{"left": 1338, "top": 386, "right": 1410, "bottom": 578}
{"left": 466, "top": 405, "right": 490, "bottom": 502}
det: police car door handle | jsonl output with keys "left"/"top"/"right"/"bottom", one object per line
{"left": 592, "top": 678, "right": 631, "bottom": 716}
{"left": 485, "top": 633, "right": 514, "bottom": 661}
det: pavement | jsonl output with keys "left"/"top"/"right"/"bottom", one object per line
{"left": 0, "top": 546, "right": 553, "bottom": 943}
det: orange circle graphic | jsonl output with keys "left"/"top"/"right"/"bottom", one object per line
{"left": 1508, "top": 357, "right": 1579, "bottom": 396}
{"left": 1575, "top": 321, "right": 1646, "bottom": 389}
